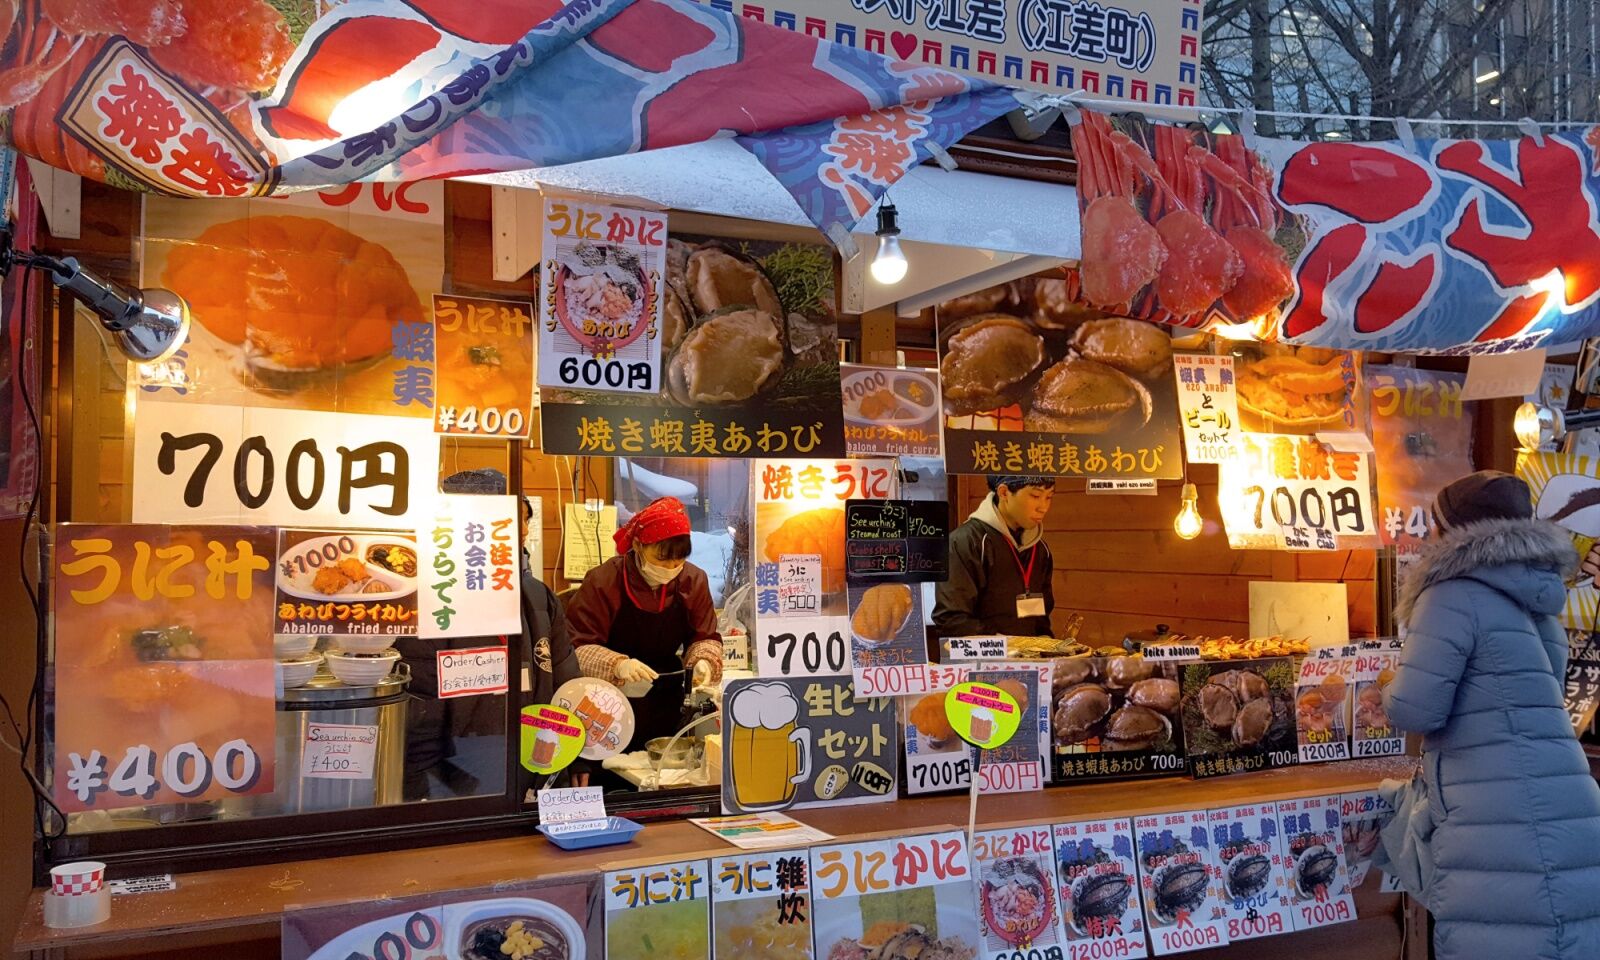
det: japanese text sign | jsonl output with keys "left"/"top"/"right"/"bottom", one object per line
{"left": 1073, "top": 109, "right": 1600, "bottom": 354}
{"left": 1275, "top": 796, "right": 1356, "bottom": 931}
{"left": 1133, "top": 809, "right": 1229, "bottom": 955}
{"left": 437, "top": 645, "right": 509, "bottom": 699}
{"left": 1367, "top": 366, "right": 1473, "bottom": 556}
{"left": 711, "top": 851, "right": 814, "bottom": 958}
{"left": 1339, "top": 790, "right": 1393, "bottom": 889}
{"left": 1173, "top": 354, "right": 1241, "bottom": 462}
{"left": 131, "top": 402, "right": 440, "bottom": 527}
{"left": 538, "top": 197, "right": 665, "bottom": 396}
{"left": 721, "top": 677, "right": 898, "bottom": 815}
{"left": 273, "top": 529, "right": 418, "bottom": 639}
{"left": 845, "top": 499, "right": 950, "bottom": 583}
{"left": 540, "top": 230, "right": 846, "bottom": 458}
{"left": 778, "top": 554, "right": 823, "bottom": 618}
{"left": 1351, "top": 639, "right": 1405, "bottom": 758}
{"left": 966, "top": 666, "right": 1049, "bottom": 795}
{"left": 605, "top": 859, "right": 711, "bottom": 960}
{"left": 936, "top": 277, "right": 1184, "bottom": 480}
{"left": 841, "top": 364, "right": 943, "bottom": 458}
{"left": 846, "top": 581, "right": 932, "bottom": 697}
{"left": 52, "top": 523, "right": 276, "bottom": 812}
{"left": 754, "top": 459, "right": 897, "bottom": 675}
{"left": 301, "top": 723, "right": 377, "bottom": 780}
{"left": 810, "top": 832, "right": 981, "bottom": 960}
{"left": 1054, "top": 817, "right": 1149, "bottom": 959}
{"left": 1217, "top": 433, "right": 1376, "bottom": 551}
{"left": 900, "top": 683, "right": 975, "bottom": 796}
{"left": 417, "top": 494, "right": 520, "bottom": 639}
{"left": 759, "top": 0, "right": 1201, "bottom": 103}
{"left": 972, "top": 825, "right": 1065, "bottom": 953}
{"left": 1295, "top": 646, "right": 1356, "bottom": 764}
{"left": 1208, "top": 803, "right": 1294, "bottom": 942}
{"left": 1567, "top": 657, "right": 1600, "bottom": 736}
{"left": 432, "top": 294, "right": 534, "bottom": 438}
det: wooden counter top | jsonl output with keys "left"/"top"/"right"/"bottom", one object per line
{"left": 13, "top": 757, "right": 1415, "bottom": 956}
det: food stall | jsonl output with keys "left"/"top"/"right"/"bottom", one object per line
{"left": 2, "top": 2, "right": 1599, "bottom": 960}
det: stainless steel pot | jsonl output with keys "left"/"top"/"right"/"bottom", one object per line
{"left": 248, "top": 663, "right": 410, "bottom": 815}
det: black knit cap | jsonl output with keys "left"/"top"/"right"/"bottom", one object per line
{"left": 1431, "top": 470, "right": 1532, "bottom": 532}
{"left": 987, "top": 475, "right": 1057, "bottom": 493}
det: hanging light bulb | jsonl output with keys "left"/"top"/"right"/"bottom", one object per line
{"left": 870, "top": 201, "right": 907, "bottom": 285}
{"left": 1174, "top": 482, "right": 1204, "bottom": 540}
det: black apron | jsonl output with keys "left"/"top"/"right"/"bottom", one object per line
{"left": 608, "top": 573, "right": 691, "bottom": 753}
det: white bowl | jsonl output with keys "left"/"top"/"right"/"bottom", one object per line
{"left": 277, "top": 654, "right": 323, "bottom": 689}
{"left": 324, "top": 649, "right": 400, "bottom": 686}
{"left": 273, "top": 634, "right": 318, "bottom": 659}
{"left": 328, "top": 634, "right": 396, "bottom": 655}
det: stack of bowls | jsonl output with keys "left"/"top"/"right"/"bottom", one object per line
{"left": 324, "top": 636, "right": 401, "bottom": 686}
{"left": 274, "top": 634, "right": 322, "bottom": 690}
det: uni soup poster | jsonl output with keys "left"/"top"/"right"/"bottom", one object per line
{"left": 936, "top": 271, "right": 1183, "bottom": 479}
{"left": 604, "top": 859, "right": 711, "bottom": 960}
{"left": 1367, "top": 366, "right": 1474, "bottom": 557}
{"left": 140, "top": 183, "right": 444, "bottom": 415}
{"left": 541, "top": 232, "right": 847, "bottom": 458}
{"left": 720, "top": 677, "right": 897, "bottom": 815}
{"left": 52, "top": 523, "right": 277, "bottom": 812}
{"left": 281, "top": 876, "right": 603, "bottom": 960}
{"left": 433, "top": 294, "right": 535, "bottom": 439}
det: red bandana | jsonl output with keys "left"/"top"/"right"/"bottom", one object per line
{"left": 614, "top": 497, "right": 691, "bottom": 553}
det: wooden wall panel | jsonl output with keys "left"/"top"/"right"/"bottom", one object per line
{"left": 956, "top": 472, "right": 1379, "bottom": 647}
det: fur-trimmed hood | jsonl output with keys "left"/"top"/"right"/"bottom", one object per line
{"left": 1396, "top": 517, "right": 1577, "bottom": 625}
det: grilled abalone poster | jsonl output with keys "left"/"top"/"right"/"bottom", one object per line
{"left": 542, "top": 233, "right": 846, "bottom": 459}
{"left": 936, "top": 271, "right": 1182, "bottom": 479}
{"left": 1054, "top": 817, "right": 1149, "bottom": 960}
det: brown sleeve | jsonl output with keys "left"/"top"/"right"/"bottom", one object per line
{"left": 677, "top": 565, "right": 722, "bottom": 660}
{"left": 566, "top": 559, "right": 627, "bottom": 680}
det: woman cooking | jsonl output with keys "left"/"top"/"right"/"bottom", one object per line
{"left": 568, "top": 497, "right": 724, "bottom": 753}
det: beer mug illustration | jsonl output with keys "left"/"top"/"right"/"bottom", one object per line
{"left": 728, "top": 682, "right": 812, "bottom": 811}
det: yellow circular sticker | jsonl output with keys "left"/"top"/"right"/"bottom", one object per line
{"left": 520, "top": 705, "right": 586, "bottom": 775}
{"left": 945, "top": 681, "right": 1022, "bottom": 750}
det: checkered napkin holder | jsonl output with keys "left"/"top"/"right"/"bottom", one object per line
{"left": 44, "top": 861, "right": 110, "bottom": 928}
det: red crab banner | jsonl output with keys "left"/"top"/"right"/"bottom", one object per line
{"left": 1068, "top": 107, "right": 1600, "bottom": 356}
{"left": 0, "top": 0, "right": 1018, "bottom": 241}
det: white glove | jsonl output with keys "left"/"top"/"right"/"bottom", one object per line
{"left": 614, "top": 658, "right": 659, "bottom": 685}
{"left": 692, "top": 659, "right": 713, "bottom": 687}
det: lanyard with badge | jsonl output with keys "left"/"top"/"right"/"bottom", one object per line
{"left": 1005, "top": 538, "right": 1046, "bottom": 619}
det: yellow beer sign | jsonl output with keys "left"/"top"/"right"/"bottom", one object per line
{"left": 720, "top": 677, "right": 897, "bottom": 815}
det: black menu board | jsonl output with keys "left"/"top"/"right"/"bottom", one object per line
{"left": 844, "top": 499, "right": 948, "bottom": 583}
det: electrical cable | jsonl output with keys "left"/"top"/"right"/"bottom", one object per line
{"left": 1037, "top": 89, "right": 1591, "bottom": 130}
{"left": 5, "top": 261, "right": 67, "bottom": 841}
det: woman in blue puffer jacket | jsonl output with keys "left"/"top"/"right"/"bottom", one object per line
{"left": 1385, "top": 471, "right": 1600, "bottom": 960}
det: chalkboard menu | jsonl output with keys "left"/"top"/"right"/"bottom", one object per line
{"left": 844, "top": 499, "right": 948, "bottom": 583}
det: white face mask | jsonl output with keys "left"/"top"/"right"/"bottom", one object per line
{"left": 639, "top": 557, "right": 683, "bottom": 587}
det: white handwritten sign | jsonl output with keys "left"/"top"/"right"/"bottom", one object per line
{"left": 778, "top": 554, "right": 822, "bottom": 618}
{"left": 537, "top": 785, "right": 607, "bottom": 827}
{"left": 302, "top": 723, "right": 377, "bottom": 780}
{"left": 437, "top": 645, "right": 509, "bottom": 699}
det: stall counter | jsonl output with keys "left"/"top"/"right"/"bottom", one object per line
{"left": 14, "top": 757, "right": 1418, "bottom": 959}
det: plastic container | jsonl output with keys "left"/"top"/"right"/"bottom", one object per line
{"left": 328, "top": 634, "right": 397, "bottom": 655}
{"left": 537, "top": 816, "right": 642, "bottom": 851}
{"left": 273, "top": 634, "right": 318, "bottom": 660}
{"left": 277, "top": 653, "right": 323, "bottom": 689}
{"left": 324, "top": 648, "right": 400, "bottom": 686}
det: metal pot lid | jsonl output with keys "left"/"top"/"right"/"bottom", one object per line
{"left": 279, "top": 662, "right": 411, "bottom": 705}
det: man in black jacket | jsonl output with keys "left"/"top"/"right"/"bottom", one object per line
{"left": 933, "top": 475, "right": 1056, "bottom": 638}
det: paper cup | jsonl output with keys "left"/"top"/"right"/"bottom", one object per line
{"left": 50, "top": 861, "right": 105, "bottom": 896}
{"left": 44, "top": 862, "right": 110, "bottom": 928}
